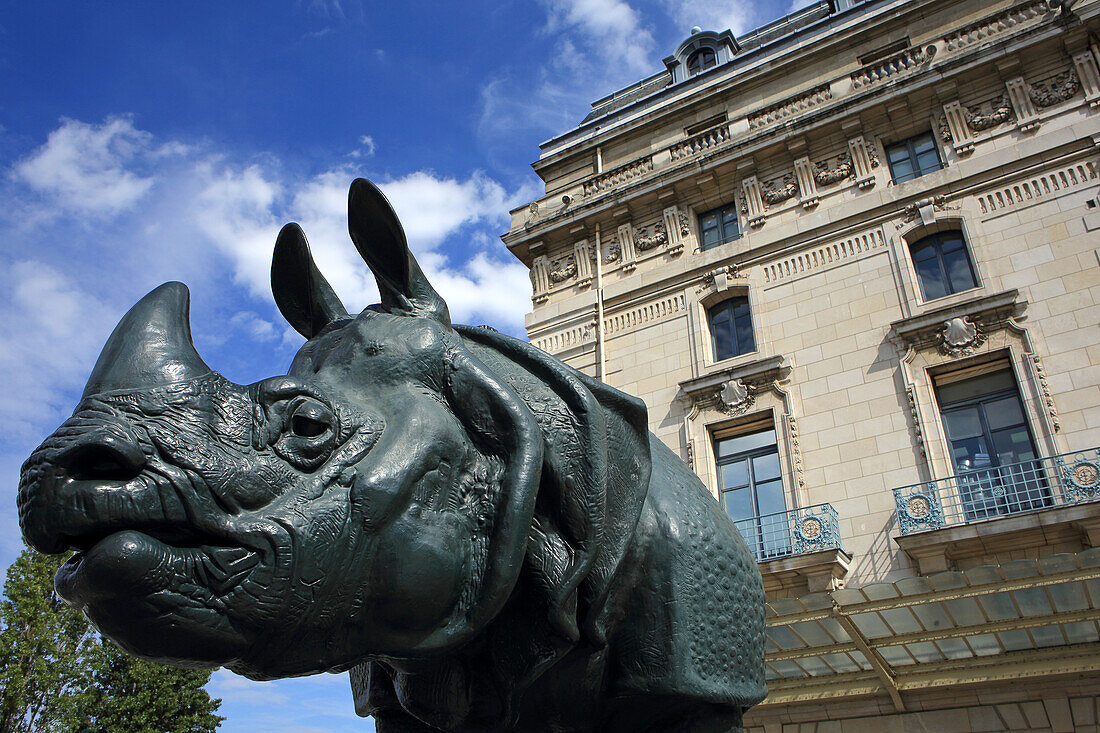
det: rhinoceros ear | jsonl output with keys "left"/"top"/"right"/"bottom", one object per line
{"left": 271, "top": 223, "right": 350, "bottom": 339}
{"left": 347, "top": 178, "right": 450, "bottom": 326}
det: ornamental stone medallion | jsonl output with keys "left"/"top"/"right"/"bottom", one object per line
{"left": 718, "top": 378, "right": 754, "bottom": 415}
{"left": 939, "top": 316, "right": 984, "bottom": 357}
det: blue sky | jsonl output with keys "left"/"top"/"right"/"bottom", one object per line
{"left": 0, "top": 0, "right": 797, "bottom": 730}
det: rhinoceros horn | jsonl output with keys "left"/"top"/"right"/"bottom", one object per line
{"left": 81, "top": 281, "right": 213, "bottom": 398}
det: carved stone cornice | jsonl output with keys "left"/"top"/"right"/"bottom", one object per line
{"left": 889, "top": 290, "right": 1025, "bottom": 353}
{"left": 679, "top": 354, "right": 791, "bottom": 408}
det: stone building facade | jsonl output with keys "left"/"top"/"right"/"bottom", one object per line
{"left": 503, "top": 0, "right": 1100, "bottom": 729}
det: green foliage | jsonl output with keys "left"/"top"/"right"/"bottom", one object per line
{"left": 0, "top": 549, "right": 224, "bottom": 733}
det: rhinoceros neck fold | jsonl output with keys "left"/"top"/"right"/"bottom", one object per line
{"left": 82, "top": 282, "right": 213, "bottom": 399}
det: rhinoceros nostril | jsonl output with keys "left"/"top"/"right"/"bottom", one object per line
{"left": 61, "top": 436, "right": 147, "bottom": 482}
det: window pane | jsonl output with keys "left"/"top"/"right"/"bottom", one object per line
{"left": 937, "top": 371, "right": 1016, "bottom": 405}
{"left": 753, "top": 452, "right": 781, "bottom": 482}
{"left": 721, "top": 460, "right": 749, "bottom": 491}
{"left": 733, "top": 301, "right": 755, "bottom": 355}
{"left": 942, "top": 246, "right": 976, "bottom": 293}
{"left": 985, "top": 396, "right": 1025, "bottom": 431}
{"left": 755, "top": 478, "right": 787, "bottom": 516}
{"left": 914, "top": 255, "right": 947, "bottom": 300}
{"left": 991, "top": 427, "right": 1036, "bottom": 465}
{"left": 717, "top": 428, "right": 776, "bottom": 457}
{"left": 713, "top": 324, "right": 733, "bottom": 361}
{"left": 943, "top": 407, "right": 982, "bottom": 440}
{"left": 723, "top": 487, "right": 753, "bottom": 521}
{"left": 911, "top": 133, "right": 936, "bottom": 154}
{"left": 951, "top": 434, "right": 993, "bottom": 471}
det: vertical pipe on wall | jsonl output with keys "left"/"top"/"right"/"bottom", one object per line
{"left": 594, "top": 222, "right": 606, "bottom": 382}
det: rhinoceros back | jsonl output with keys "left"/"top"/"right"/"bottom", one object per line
{"left": 608, "top": 433, "right": 767, "bottom": 708}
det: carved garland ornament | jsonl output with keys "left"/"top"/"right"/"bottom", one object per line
{"left": 634, "top": 222, "right": 667, "bottom": 252}
{"left": 548, "top": 255, "right": 578, "bottom": 283}
{"left": 1029, "top": 69, "right": 1080, "bottom": 108}
{"left": 760, "top": 174, "right": 799, "bottom": 206}
{"left": 813, "top": 153, "right": 853, "bottom": 186}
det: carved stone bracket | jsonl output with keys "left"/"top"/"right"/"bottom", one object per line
{"left": 617, "top": 223, "right": 637, "bottom": 271}
{"left": 695, "top": 264, "right": 745, "bottom": 296}
{"left": 573, "top": 240, "right": 593, "bottom": 288}
{"left": 1078, "top": 48, "right": 1100, "bottom": 108}
{"left": 847, "top": 135, "right": 878, "bottom": 189}
{"left": 663, "top": 206, "right": 686, "bottom": 256}
{"left": 741, "top": 176, "right": 767, "bottom": 227}
{"left": 531, "top": 254, "right": 551, "bottom": 303}
{"left": 897, "top": 195, "right": 957, "bottom": 229}
{"left": 793, "top": 156, "right": 819, "bottom": 208}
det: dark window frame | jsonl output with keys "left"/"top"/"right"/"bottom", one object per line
{"left": 715, "top": 424, "right": 789, "bottom": 559}
{"left": 707, "top": 295, "right": 756, "bottom": 363}
{"left": 909, "top": 229, "right": 978, "bottom": 301}
{"left": 885, "top": 131, "right": 943, "bottom": 184}
{"left": 697, "top": 202, "right": 740, "bottom": 251}
{"left": 687, "top": 47, "right": 717, "bottom": 76}
{"left": 935, "top": 369, "right": 1048, "bottom": 521}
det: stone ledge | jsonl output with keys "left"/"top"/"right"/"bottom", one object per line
{"left": 894, "top": 502, "right": 1100, "bottom": 574}
{"left": 759, "top": 547, "right": 852, "bottom": 595}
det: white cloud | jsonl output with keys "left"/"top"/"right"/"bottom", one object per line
{"left": 349, "top": 135, "right": 376, "bottom": 158}
{"left": 662, "top": 0, "right": 758, "bottom": 36}
{"left": 13, "top": 116, "right": 165, "bottom": 217}
{"left": 544, "top": 0, "right": 654, "bottom": 74}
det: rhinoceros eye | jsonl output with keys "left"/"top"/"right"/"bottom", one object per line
{"left": 272, "top": 397, "right": 337, "bottom": 471}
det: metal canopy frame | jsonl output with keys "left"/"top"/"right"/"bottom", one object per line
{"left": 759, "top": 549, "right": 1100, "bottom": 711}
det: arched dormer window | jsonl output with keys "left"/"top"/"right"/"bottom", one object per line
{"left": 687, "top": 47, "right": 717, "bottom": 76}
{"left": 664, "top": 29, "right": 739, "bottom": 85}
{"left": 708, "top": 296, "right": 755, "bottom": 362}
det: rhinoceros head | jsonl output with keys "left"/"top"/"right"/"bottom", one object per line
{"left": 18, "top": 179, "right": 543, "bottom": 679}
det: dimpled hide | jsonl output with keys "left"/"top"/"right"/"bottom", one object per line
{"left": 18, "top": 179, "right": 766, "bottom": 732}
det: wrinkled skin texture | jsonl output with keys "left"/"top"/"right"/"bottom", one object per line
{"left": 19, "top": 179, "right": 766, "bottom": 730}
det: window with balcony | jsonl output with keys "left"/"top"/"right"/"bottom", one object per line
{"left": 716, "top": 424, "right": 788, "bottom": 559}
{"left": 886, "top": 131, "right": 943, "bottom": 183}
{"left": 909, "top": 229, "right": 978, "bottom": 301}
{"left": 698, "top": 202, "right": 740, "bottom": 251}
{"left": 707, "top": 296, "right": 755, "bottom": 362}
{"left": 936, "top": 368, "right": 1048, "bottom": 521}
{"left": 687, "top": 46, "right": 717, "bottom": 76}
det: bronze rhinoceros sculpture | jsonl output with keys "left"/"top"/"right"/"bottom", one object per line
{"left": 18, "top": 179, "right": 765, "bottom": 732}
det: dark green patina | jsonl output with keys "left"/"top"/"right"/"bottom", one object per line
{"left": 18, "top": 179, "right": 765, "bottom": 732}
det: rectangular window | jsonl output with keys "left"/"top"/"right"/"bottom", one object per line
{"left": 935, "top": 367, "right": 1049, "bottom": 521}
{"left": 886, "top": 131, "right": 943, "bottom": 184}
{"left": 698, "top": 202, "right": 740, "bottom": 251}
{"left": 715, "top": 422, "right": 788, "bottom": 559}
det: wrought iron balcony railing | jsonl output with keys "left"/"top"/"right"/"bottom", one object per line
{"left": 732, "top": 503, "right": 843, "bottom": 562}
{"left": 893, "top": 448, "right": 1100, "bottom": 535}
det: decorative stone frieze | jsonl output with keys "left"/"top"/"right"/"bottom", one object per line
{"left": 741, "top": 175, "right": 767, "bottom": 227}
{"left": 760, "top": 174, "right": 799, "bottom": 206}
{"left": 1030, "top": 351, "right": 1060, "bottom": 431}
{"left": 1072, "top": 51, "right": 1100, "bottom": 108}
{"left": 1028, "top": 68, "right": 1080, "bottom": 108}
{"left": 847, "top": 135, "right": 877, "bottom": 189}
{"left": 938, "top": 316, "right": 985, "bottom": 358}
{"left": 975, "top": 159, "right": 1097, "bottom": 214}
{"left": 761, "top": 227, "right": 885, "bottom": 284}
{"left": 812, "top": 153, "right": 852, "bottom": 186}
{"left": 634, "top": 221, "right": 667, "bottom": 252}
{"left": 548, "top": 254, "right": 577, "bottom": 283}
{"left": 792, "top": 156, "right": 819, "bottom": 208}
{"left": 603, "top": 239, "right": 621, "bottom": 264}
{"left": 573, "top": 240, "right": 593, "bottom": 287}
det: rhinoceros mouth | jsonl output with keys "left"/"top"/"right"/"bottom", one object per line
{"left": 56, "top": 527, "right": 264, "bottom": 606}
